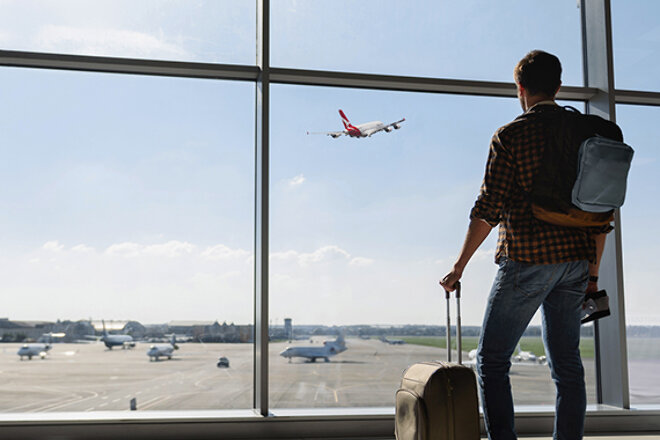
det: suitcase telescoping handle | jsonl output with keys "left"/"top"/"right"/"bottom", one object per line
{"left": 444, "top": 281, "right": 462, "bottom": 365}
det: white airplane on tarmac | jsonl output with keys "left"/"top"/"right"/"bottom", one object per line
{"left": 307, "top": 110, "right": 405, "bottom": 138}
{"left": 17, "top": 342, "right": 51, "bottom": 360}
{"left": 379, "top": 336, "right": 406, "bottom": 345}
{"left": 513, "top": 344, "right": 547, "bottom": 365}
{"left": 279, "top": 334, "right": 347, "bottom": 363}
{"left": 466, "top": 345, "right": 547, "bottom": 365}
{"left": 147, "top": 335, "right": 178, "bottom": 361}
{"left": 16, "top": 332, "right": 63, "bottom": 360}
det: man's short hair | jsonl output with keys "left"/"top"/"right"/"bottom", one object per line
{"left": 514, "top": 50, "right": 562, "bottom": 96}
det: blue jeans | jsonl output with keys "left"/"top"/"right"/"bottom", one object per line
{"left": 477, "top": 257, "right": 589, "bottom": 440}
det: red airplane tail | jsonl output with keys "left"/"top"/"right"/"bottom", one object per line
{"left": 338, "top": 109, "right": 356, "bottom": 130}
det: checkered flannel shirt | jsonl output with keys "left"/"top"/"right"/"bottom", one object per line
{"left": 470, "top": 102, "right": 612, "bottom": 265}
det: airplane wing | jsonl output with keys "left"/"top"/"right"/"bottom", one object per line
{"left": 306, "top": 130, "right": 346, "bottom": 139}
{"left": 366, "top": 118, "right": 406, "bottom": 137}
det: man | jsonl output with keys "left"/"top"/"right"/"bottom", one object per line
{"left": 440, "top": 50, "right": 618, "bottom": 440}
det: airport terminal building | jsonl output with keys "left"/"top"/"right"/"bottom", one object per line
{"left": 1, "top": 1, "right": 659, "bottom": 439}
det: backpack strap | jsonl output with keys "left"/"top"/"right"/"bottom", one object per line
{"left": 563, "top": 105, "right": 581, "bottom": 114}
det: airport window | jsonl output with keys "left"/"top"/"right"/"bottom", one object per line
{"left": 270, "top": 0, "right": 583, "bottom": 85}
{"left": 0, "top": 0, "right": 255, "bottom": 65}
{"left": 612, "top": 0, "right": 660, "bottom": 92}
{"left": 268, "top": 85, "right": 597, "bottom": 408}
{"left": 616, "top": 104, "right": 660, "bottom": 407}
{"left": 4, "top": 2, "right": 660, "bottom": 437}
{"left": 0, "top": 67, "right": 255, "bottom": 412}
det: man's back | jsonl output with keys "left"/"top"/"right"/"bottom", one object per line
{"left": 470, "top": 103, "right": 620, "bottom": 265}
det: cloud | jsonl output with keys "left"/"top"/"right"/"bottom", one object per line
{"left": 201, "top": 244, "right": 251, "bottom": 261}
{"left": 105, "top": 240, "right": 196, "bottom": 258}
{"left": 350, "top": 257, "right": 374, "bottom": 267}
{"left": 271, "top": 245, "right": 368, "bottom": 268}
{"left": 287, "top": 174, "right": 305, "bottom": 187}
{"left": 1, "top": 239, "right": 255, "bottom": 323}
{"left": 298, "top": 245, "right": 350, "bottom": 265}
{"left": 472, "top": 248, "right": 495, "bottom": 261}
{"left": 43, "top": 241, "right": 64, "bottom": 252}
{"left": 34, "top": 25, "right": 188, "bottom": 59}
{"left": 71, "top": 244, "right": 95, "bottom": 253}
{"left": 4, "top": 240, "right": 504, "bottom": 326}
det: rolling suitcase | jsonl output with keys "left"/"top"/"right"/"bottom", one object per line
{"left": 395, "top": 282, "right": 480, "bottom": 440}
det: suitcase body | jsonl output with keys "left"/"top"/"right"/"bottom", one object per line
{"left": 395, "top": 283, "right": 480, "bottom": 440}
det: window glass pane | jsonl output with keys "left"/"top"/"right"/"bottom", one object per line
{"left": 612, "top": 0, "right": 660, "bottom": 91}
{"left": 269, "top": 85, "right": 596, "bottom": 408}
{"left": 616, "top": 104, "right": 660, "bottom": 407}
{"left": 0, "top": 68, "right": 254, "bottom": 412}
{"left": 271, "top": 0, "right": 582, "bottom": 85}
{"left": 0, "top": 0, "right": 255, "bottom": 64}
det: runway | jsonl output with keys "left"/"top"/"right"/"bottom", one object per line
{"left": 0, "top": 338, "right": 597, "bottom": 413}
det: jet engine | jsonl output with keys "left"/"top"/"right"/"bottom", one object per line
{"left": 393, "top": 124, "right": 401, "bottom": 129}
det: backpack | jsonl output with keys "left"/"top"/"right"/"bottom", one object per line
{"left": 530, "top": 106, "right": 633, "bottom": 227}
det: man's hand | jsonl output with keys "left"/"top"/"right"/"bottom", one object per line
{"left": 586, "top": 279, "right": 598, "bottom": 294}
{"left": 439, "top": 218, "right": 493, "bottom": 293}
{"left": 440, "top": 265, "right": 463, "bottom": 292}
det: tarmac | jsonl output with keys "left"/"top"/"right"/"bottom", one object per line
{"left": 0, "top": 338, "right": 597, "bottom": 413}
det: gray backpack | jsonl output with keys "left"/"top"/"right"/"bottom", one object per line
{"left": 572, "top": 135, "right": 634, "bottom": 213}
{"left": 530, "top": 106, "right": 632, "bottom": 227}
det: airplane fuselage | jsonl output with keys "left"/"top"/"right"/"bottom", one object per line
{"left": 103, "top": 335, "right": 134, "bottom": 349}
{"left": 349, "top": 121, "right": 384, "bottom": 137}
{"left": 147, "top": 336, "right": 178, "bottom": 361}
{"left": 147, "top": 345, "right": 174, "bottom": 361}
{"left": 17, "top": 343, "right": 51, "bottom": 360}
{"left": 279, "top": 336, "right": 346, "bottom": 363}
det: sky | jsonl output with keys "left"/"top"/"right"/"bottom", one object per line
{"left": 0, "top": 1, "right": 658, "bottom": 327}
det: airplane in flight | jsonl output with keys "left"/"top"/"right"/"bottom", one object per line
{"left": 379, "top": 336, "right": 406, "bottom": 345}
{"left": 147, "top": 335, "right": 178, "bottom": 361}
{"left": 279, "top": 334, "right": 347, "bottom": 363}
{"left": 307, "top": 109, "right": 405, "bottom": 138}
{"left": 101, "top": 320, "right": 135, "bottom": 350}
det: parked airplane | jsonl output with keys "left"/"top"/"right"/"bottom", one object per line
{"left": 467, "top": 346, "right": 547, "bottom": 365}
{"left": 513, "top": 344, "right": 547, "bottom": 365}
{"left": 147, "top": 335, "right": 178, "bottom": 361}
{"left": 17, "top": 342, "right": 51, "bottom": 360}
{"left": 279, "top": 334, "right": 347, "bottom": 363}
{"left": 379, "top": 336, "right": 406, "bottom": 345}
{"left": 101, "top": 320, "right": 135, "bottom": 350}
{"left": 307, "top": 109, "right": 405, "bottom": 138}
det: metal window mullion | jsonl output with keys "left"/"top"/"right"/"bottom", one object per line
{"left": 614, "top": 89, "right": 660, "bottom": 106}
{"left": 269, "top": 67, "right": 597, "bottom": 101}
{"left": 581, "top": 0, "right": 630, "bottom": 409}
{"left": 254, "top": 0, "right": 270, "bottom": 417}
{"left": 2, "top": 49, "right": 607, "bottom": 103}
{"left": 0, "top": 49, "right": 259, "bottom": 81}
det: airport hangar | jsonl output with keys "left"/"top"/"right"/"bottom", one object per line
{"left": 1, "top": 1, "right": 660, "bottom": 439}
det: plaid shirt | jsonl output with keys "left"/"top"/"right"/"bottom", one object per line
{"left": 470, "top": 102, "right": 612, "bottom": 265}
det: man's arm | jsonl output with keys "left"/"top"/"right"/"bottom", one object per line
{"left": 440, "top": 218, "right": 493, "bottom": 292}
{"left": 587, "top": 233, "right": 607, "bottom": 293}
{"left": 440, "top": 131, "right": 512, "bottom": 293}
